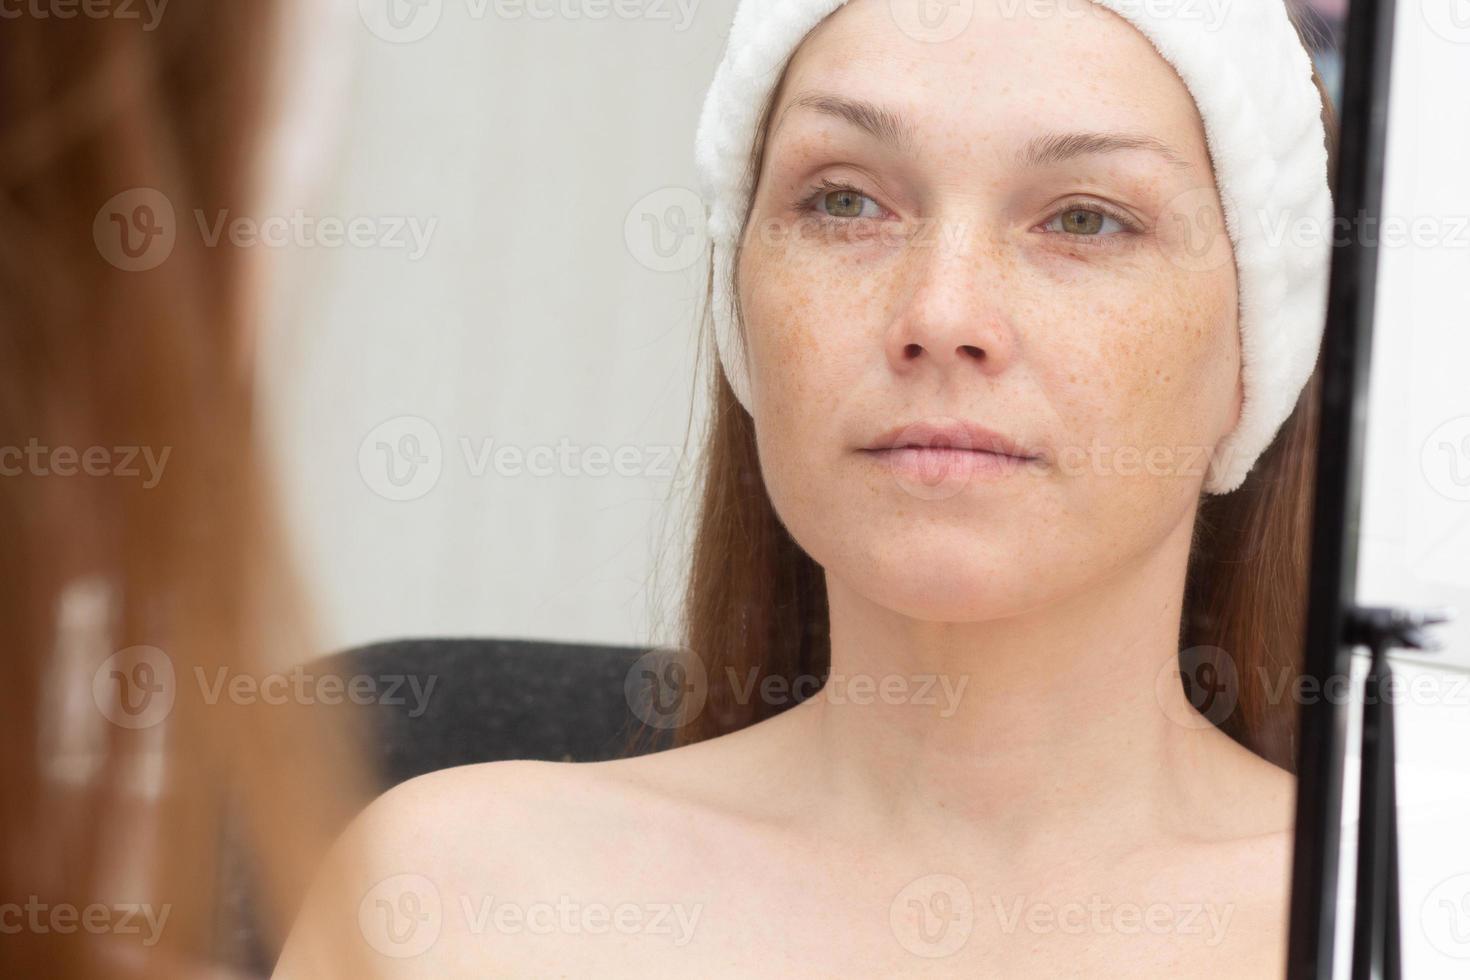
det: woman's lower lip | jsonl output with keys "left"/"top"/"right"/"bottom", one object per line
{"left": 860, "top": 446, "right": 1032, "bottom": 481}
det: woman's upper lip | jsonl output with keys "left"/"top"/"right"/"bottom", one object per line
{"left": 863, "top": 419, "right": 1040, "bottom": 460}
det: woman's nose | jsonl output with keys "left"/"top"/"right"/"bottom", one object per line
{"left": 883, "top": 223, "right": 1019, "bottom": 389}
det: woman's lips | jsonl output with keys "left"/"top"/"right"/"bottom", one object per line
{"left": 858, "top": 418, "right": 1041, "bottom": 487}
{"left": 859, "top": 445, "right": 1032, "bottom": 483}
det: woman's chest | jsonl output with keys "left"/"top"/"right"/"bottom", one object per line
{"left": 427, "top": 841, "right": 1288, "bottom": 978}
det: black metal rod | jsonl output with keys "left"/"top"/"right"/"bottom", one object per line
{"left": 1286, "top": 0, "right": 1399, "bottom": 974}
{"left": 1384, "top": 671, "right": 1401, "bottom": 980}
{"left": 1350, "top": 651, "right": 1383, "bottom": 980}
{"left": 1351, "top": 648, "right": 1402, "bottom": 980}
{"left": 1387, "top": 734, "right": 1399, "bottom": 980}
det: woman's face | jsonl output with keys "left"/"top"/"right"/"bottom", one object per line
{"left": 738, "top": 0, "right": 1241, "bottom": 621}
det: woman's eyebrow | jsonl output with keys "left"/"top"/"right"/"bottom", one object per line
{"left": 775, "top": 91, "right": 1194, "bottom": 174}
{"left": 776, "top": 92, "right": 918, "bottom": 156}
{"left": 1018, "top": 130, "right": 1195, "bottom": 172}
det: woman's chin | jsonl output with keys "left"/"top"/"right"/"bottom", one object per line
{"left": 833, "top": 553, "right": 1051, "bottom": 625}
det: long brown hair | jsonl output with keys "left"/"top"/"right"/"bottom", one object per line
{"left": 1, "top": 8, "right": 371, "bottom": 978}
{"left": 671, "top": 6, "right": 1339, "bottom": 773}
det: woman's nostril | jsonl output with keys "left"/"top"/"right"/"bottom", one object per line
{"left": 900, "top": 343, "right": 986, "bottom": 362}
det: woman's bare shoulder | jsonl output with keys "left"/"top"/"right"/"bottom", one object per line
{"left": 362, "top": 709, "right": 807, "bottom": 848}
{"left": 275, "top": 715, "right": 809, "bottom": 975}
{"left": 272, "top": 756, "right": 698, "bottom": 978}
{"left": 334, "top": 755, "right": 696, "bottom": 889}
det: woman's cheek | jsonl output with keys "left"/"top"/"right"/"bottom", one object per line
{"left": 742, "top": 240, "right": 896, "bottom": 407}
{"left": 1088, "top": 302, "right": 1239, "bottom": 491}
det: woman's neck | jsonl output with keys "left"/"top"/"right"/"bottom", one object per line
{"left": 797, "top": 509, "right": 1246, "bottom": 857}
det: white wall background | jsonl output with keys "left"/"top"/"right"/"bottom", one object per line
{"left": 258, "top": 1, "right": 1468, "bottom": 974}
{"left": 261, "top": 0, "right": 735, "bottom": 653}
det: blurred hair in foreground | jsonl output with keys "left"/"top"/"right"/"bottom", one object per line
{"left": 0, "top": 5, "right": 372, "bottom": 978}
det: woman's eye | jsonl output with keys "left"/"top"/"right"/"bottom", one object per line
{"left": 810, "top": 183, "right": 883, "bottom": 220}
{"left": 1045, "top": 206, "right": 1131, "bottom": 239}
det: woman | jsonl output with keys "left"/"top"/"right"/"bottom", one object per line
{"left": 278, "top": 0, "right": 1336, "bottom": 975}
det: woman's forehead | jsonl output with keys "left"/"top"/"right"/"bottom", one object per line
{"left": 768, "top": 88, "right": 1202, "bottom": 185}
{"left": 775, "top": 0, "right": 1211, "bottom": 168}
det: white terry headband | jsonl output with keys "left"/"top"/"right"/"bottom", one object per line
{"left": 693, "top": 0, "right": 1333, "bottom": 495}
